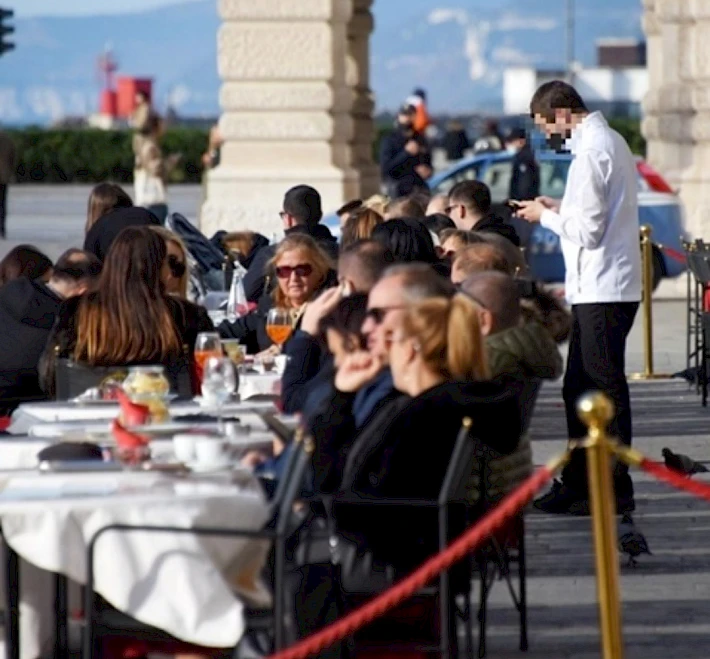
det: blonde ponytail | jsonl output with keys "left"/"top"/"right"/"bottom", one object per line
{"left": 446, "top": 294, "right": 488, "bottom": 381}
{"left": 402, "top": 293, "right": 488, "bottom": 382}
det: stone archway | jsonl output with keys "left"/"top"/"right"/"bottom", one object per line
{"left": 201, "top": 0, "right": 377, "bottom": 236}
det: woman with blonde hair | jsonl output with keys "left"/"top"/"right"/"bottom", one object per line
{"left": 361, "top": 193, "right": 390, "bottom": 216}
{"left": 303, "top": 292, "right": 523, "bottom": 646}
{"left": 218, "top": 233, "right": 335, "bottom": 353}
{"left": 340, "top": 207, "right": 383, "bottom": 249}
{"left": 149, "top": 225, "right": 189, "bottom": 298}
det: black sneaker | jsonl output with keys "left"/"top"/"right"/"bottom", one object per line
{"left": 533, "top": 479, "right": 584, "bottom": 514}
{"left": 568, "top": 495, "right": 636, "bottom": 517}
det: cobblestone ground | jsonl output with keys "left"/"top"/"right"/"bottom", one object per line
{"left": 484, "top": 379, "right": 710, "bottom": 658}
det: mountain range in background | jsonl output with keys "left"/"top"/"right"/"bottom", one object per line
{"left": 3, "top": 0, "right": 642, "bottom": 125}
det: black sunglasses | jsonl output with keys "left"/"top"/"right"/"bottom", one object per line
{"left": 275, "top": 264, "right": 313, "bottom": 279}
{"left": 167, "top": 254, "right": 186, "bottom": 278}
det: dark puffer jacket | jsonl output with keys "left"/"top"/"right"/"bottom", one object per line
{"left": 466, "top": 320, "right": 563, "bottom": 505}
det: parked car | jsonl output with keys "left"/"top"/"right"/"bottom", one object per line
{"left": 427, "top": 151, "right": 687, "bottom": 287}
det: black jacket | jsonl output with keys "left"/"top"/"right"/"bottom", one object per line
{"left": 280, "top": 330, "right": 330, "bottom": 415}
{"left": 442, "top": 128, "right": 470, "bottom": 161}
{"left": 310, "top": 379, "right": 523, "bottom": 572}
{"left": 379, "top": 127, "right": 431, "bottom": 198}
{"left": 474, "top": 212, "right": 521, "bottom": 247}
{"left": 242, "top": 224, "right": 338, "bottom": 303}
{"left": 509, "top": 144, "right": 540, "bottom": 201}
{"left": 84, "top": 207, "right": 161, "bottom": 261}
{"left": 0, "top": 278, "right": 63, "bottom": 412}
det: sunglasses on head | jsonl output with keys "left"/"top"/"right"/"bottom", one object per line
{"left": 167, "top": 254, "right": 186, "bottom": 278}
{"left": 275, "top": 263, "right": 313, "bottom": 279}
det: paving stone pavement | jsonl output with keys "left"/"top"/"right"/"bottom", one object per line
{"left": 482, "top": 379, "right": 710, "bottom": 658}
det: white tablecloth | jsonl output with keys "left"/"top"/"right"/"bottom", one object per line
{"left": 238, "top": 373, "right": 281, "bottom": 401}
{"left": 0, "top": 470, "right": 271, "bottom": 655}
{"left": 8, "top": 398, "right": 277, "bottom": 436}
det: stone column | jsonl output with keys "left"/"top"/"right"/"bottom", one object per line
{"left": 201, "top": 0, "right": 375, "bottom": 236}
{"left": 643, "top": 0, "right": 710, "bottom": 242}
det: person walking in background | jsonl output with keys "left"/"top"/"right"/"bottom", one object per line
{"left": 516, "top": 80, "right": 642, "bottom": 515}
{"left": 406, "top": 88, "right": 432, "bottom": 134}
{"left": 131, "top": 90, "right": 152, "bottom": 167}
{"left": 442, "top": 119, "right": 471, "bottom": 162}
{"left": 134, "top": 114, "right": 181, "bottom": 223}
{"left": 473, "top": 119, "right": 504, "bottom": 154}
{"left": 0, "top": 129, "right": 16, "bottom": 239}
{"left": 505, "top": 127, "right": 540, "bottom": 201}
{"left": 379, "top": 104, "right": 431, "bottom": 198}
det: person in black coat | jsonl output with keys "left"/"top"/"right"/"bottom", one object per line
{"left": 0, "top": 250, "right": 101, "bottom": 414}
{"left": 448, "top": 179, "right": 520, "bottom": 246}
{"left": 219, "top": 233, "right": 336, "bottom": 354}
{"left": 379, "top": 104, "right": 432, "bottom": 199}
{"left": 242, "top": 185, "right": 338, "bottom": 303}
{"left": 83, "top": 206, "right": 161, "bottom": 262}
{"left": 505, "top": 127, "right": 540, "bottom": 202}
{"left": 442, "top": 119, "right": 471, "bottom": 161}
{"left": 309, "top": 293, "right": 523, "bottom": 574}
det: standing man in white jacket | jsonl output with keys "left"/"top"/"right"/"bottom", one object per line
{"left": 516, "top": 81, "right": 642, "bottom": 515}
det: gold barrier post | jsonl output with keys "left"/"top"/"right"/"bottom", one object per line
{"left": 630, "top": 225, "right": 672, "bottom": 380}
{"left": 578, "top": 393, "right": 625, "bottom": 659}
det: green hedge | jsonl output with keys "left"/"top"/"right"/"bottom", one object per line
{"left": 608, "top": 118, "right": 646, "bottom": 156}
{"left": 11, "top": 128, "right": 208, "bottom": 184}
{"left": 9, "top": 118, "right": 644, "bottom": 185}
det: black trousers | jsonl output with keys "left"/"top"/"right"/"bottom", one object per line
{"left": 560, "top": 302, "right": 639, "bottom": 498}
{"left": 0, "top": 183, "right": 7, "bottom": 237}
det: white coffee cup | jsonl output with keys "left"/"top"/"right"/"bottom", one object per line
{"left": 274, "top": 354, "right": 288, "bottom": 375}
{"left": 173, "top": 434, "right": 197, "bottom": 463}
{"left": 194, "top": 437, "right": 229, "bottom": 465}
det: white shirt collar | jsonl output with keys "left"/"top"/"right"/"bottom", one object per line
{"left": 565, "top": 111, "right": 602, "bottom": 154}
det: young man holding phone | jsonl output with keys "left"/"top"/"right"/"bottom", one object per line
{"left": 515, "top": 80, "right": 642, "bottom": 515}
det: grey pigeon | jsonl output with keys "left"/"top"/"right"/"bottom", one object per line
{"left": 662, "top": 447, "right": 709, "bottom": 476}
{"left": 618, "top": 513, "right": 651, "bottom": 567}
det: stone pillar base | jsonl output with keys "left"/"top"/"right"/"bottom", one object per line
{"left": 201, "top": 166, "right": 359, "bottom": 237}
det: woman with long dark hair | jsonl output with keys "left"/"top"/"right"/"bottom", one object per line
{"left": 41, "top": 226, "right": 212, "bottom": 396}
{"left": 85, "top": 183, "right": 133, "bottom": 234}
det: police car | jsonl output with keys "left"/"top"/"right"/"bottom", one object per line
{"left": 428, "top": 151, "right": 687, "bottom": 287}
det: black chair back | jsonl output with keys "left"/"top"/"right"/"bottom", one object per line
{"left": 54, "top": 351, "right": 193, "bottom": 401}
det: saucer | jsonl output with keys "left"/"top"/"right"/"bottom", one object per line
{"left": 187, "top": 459, "right": 233, "bottom": 473}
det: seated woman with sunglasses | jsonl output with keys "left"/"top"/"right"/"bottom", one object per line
{"left": 218, "top": 234, "right": 335, "bottom": 354}
{"left": 309, "top": 293, "right": 523, "bottom": 573}
{"left": 40, "top": 226, "right": 213, "bottom": 398}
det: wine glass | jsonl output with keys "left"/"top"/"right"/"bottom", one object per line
{"left": 195, "top": 332, "right": 223, "bottom": 380}
{"left": 202, "top": 356, "right": 238, "bottom": 431}
{"left": 266, "top": 308, "right": 293, "bottom": 348}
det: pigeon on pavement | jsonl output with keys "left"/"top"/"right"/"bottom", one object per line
{"left": 662, "top": 447, "right": 709, "bottom": 476}
{"left": 618, "top": 513, "right": 651, "bottom": 567}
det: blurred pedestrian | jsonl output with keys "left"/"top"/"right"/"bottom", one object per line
{"left": 379, "top": 104, "right": 432, "bottom": 198}
{"left": 406, "top": 88, "right": 432, "bottom": 134}
{"left": 134, "top": 114, "right": 181, "bottom": 223}
{"left": 442, "top": 120, "right": 470, "bottom": 161}
{"left": 505, "top": 127, "right": 539, "bottom": 201}
{"left": 0, "top": 129, "right": 16, "bottom": 239}
{"left": 473, "top": 119, "right": 503, "bottom": 154}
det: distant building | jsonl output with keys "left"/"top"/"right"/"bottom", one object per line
{"left": 503, "top": 39, "right": 647, "bottom": 119}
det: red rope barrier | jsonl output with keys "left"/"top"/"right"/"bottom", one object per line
{"left": 638, "top": 458, "right": 710, "bottom": 503}
{"left": 267, "top": 464, "right": 556, "bottom": 659}
{"left": 660, "top": 245, "right": 687, "bottom": 264}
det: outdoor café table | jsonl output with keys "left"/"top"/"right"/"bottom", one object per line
{"left": 0, "top": 469, "right": 271, "bottom": 659}
{"left": 7, "top": 397, "right": 279, "bottom": 436}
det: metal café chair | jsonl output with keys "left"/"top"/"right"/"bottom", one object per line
{"left": 80, "top": 429, "right": 311, "bottom": 659}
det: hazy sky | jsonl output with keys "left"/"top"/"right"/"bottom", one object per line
{"left": 11, "top": 0, "right": 200, "bottom": 17}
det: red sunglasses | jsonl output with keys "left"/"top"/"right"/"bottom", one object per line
{"left": 275, "top": 264, "right": 313, "bottom": 279}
